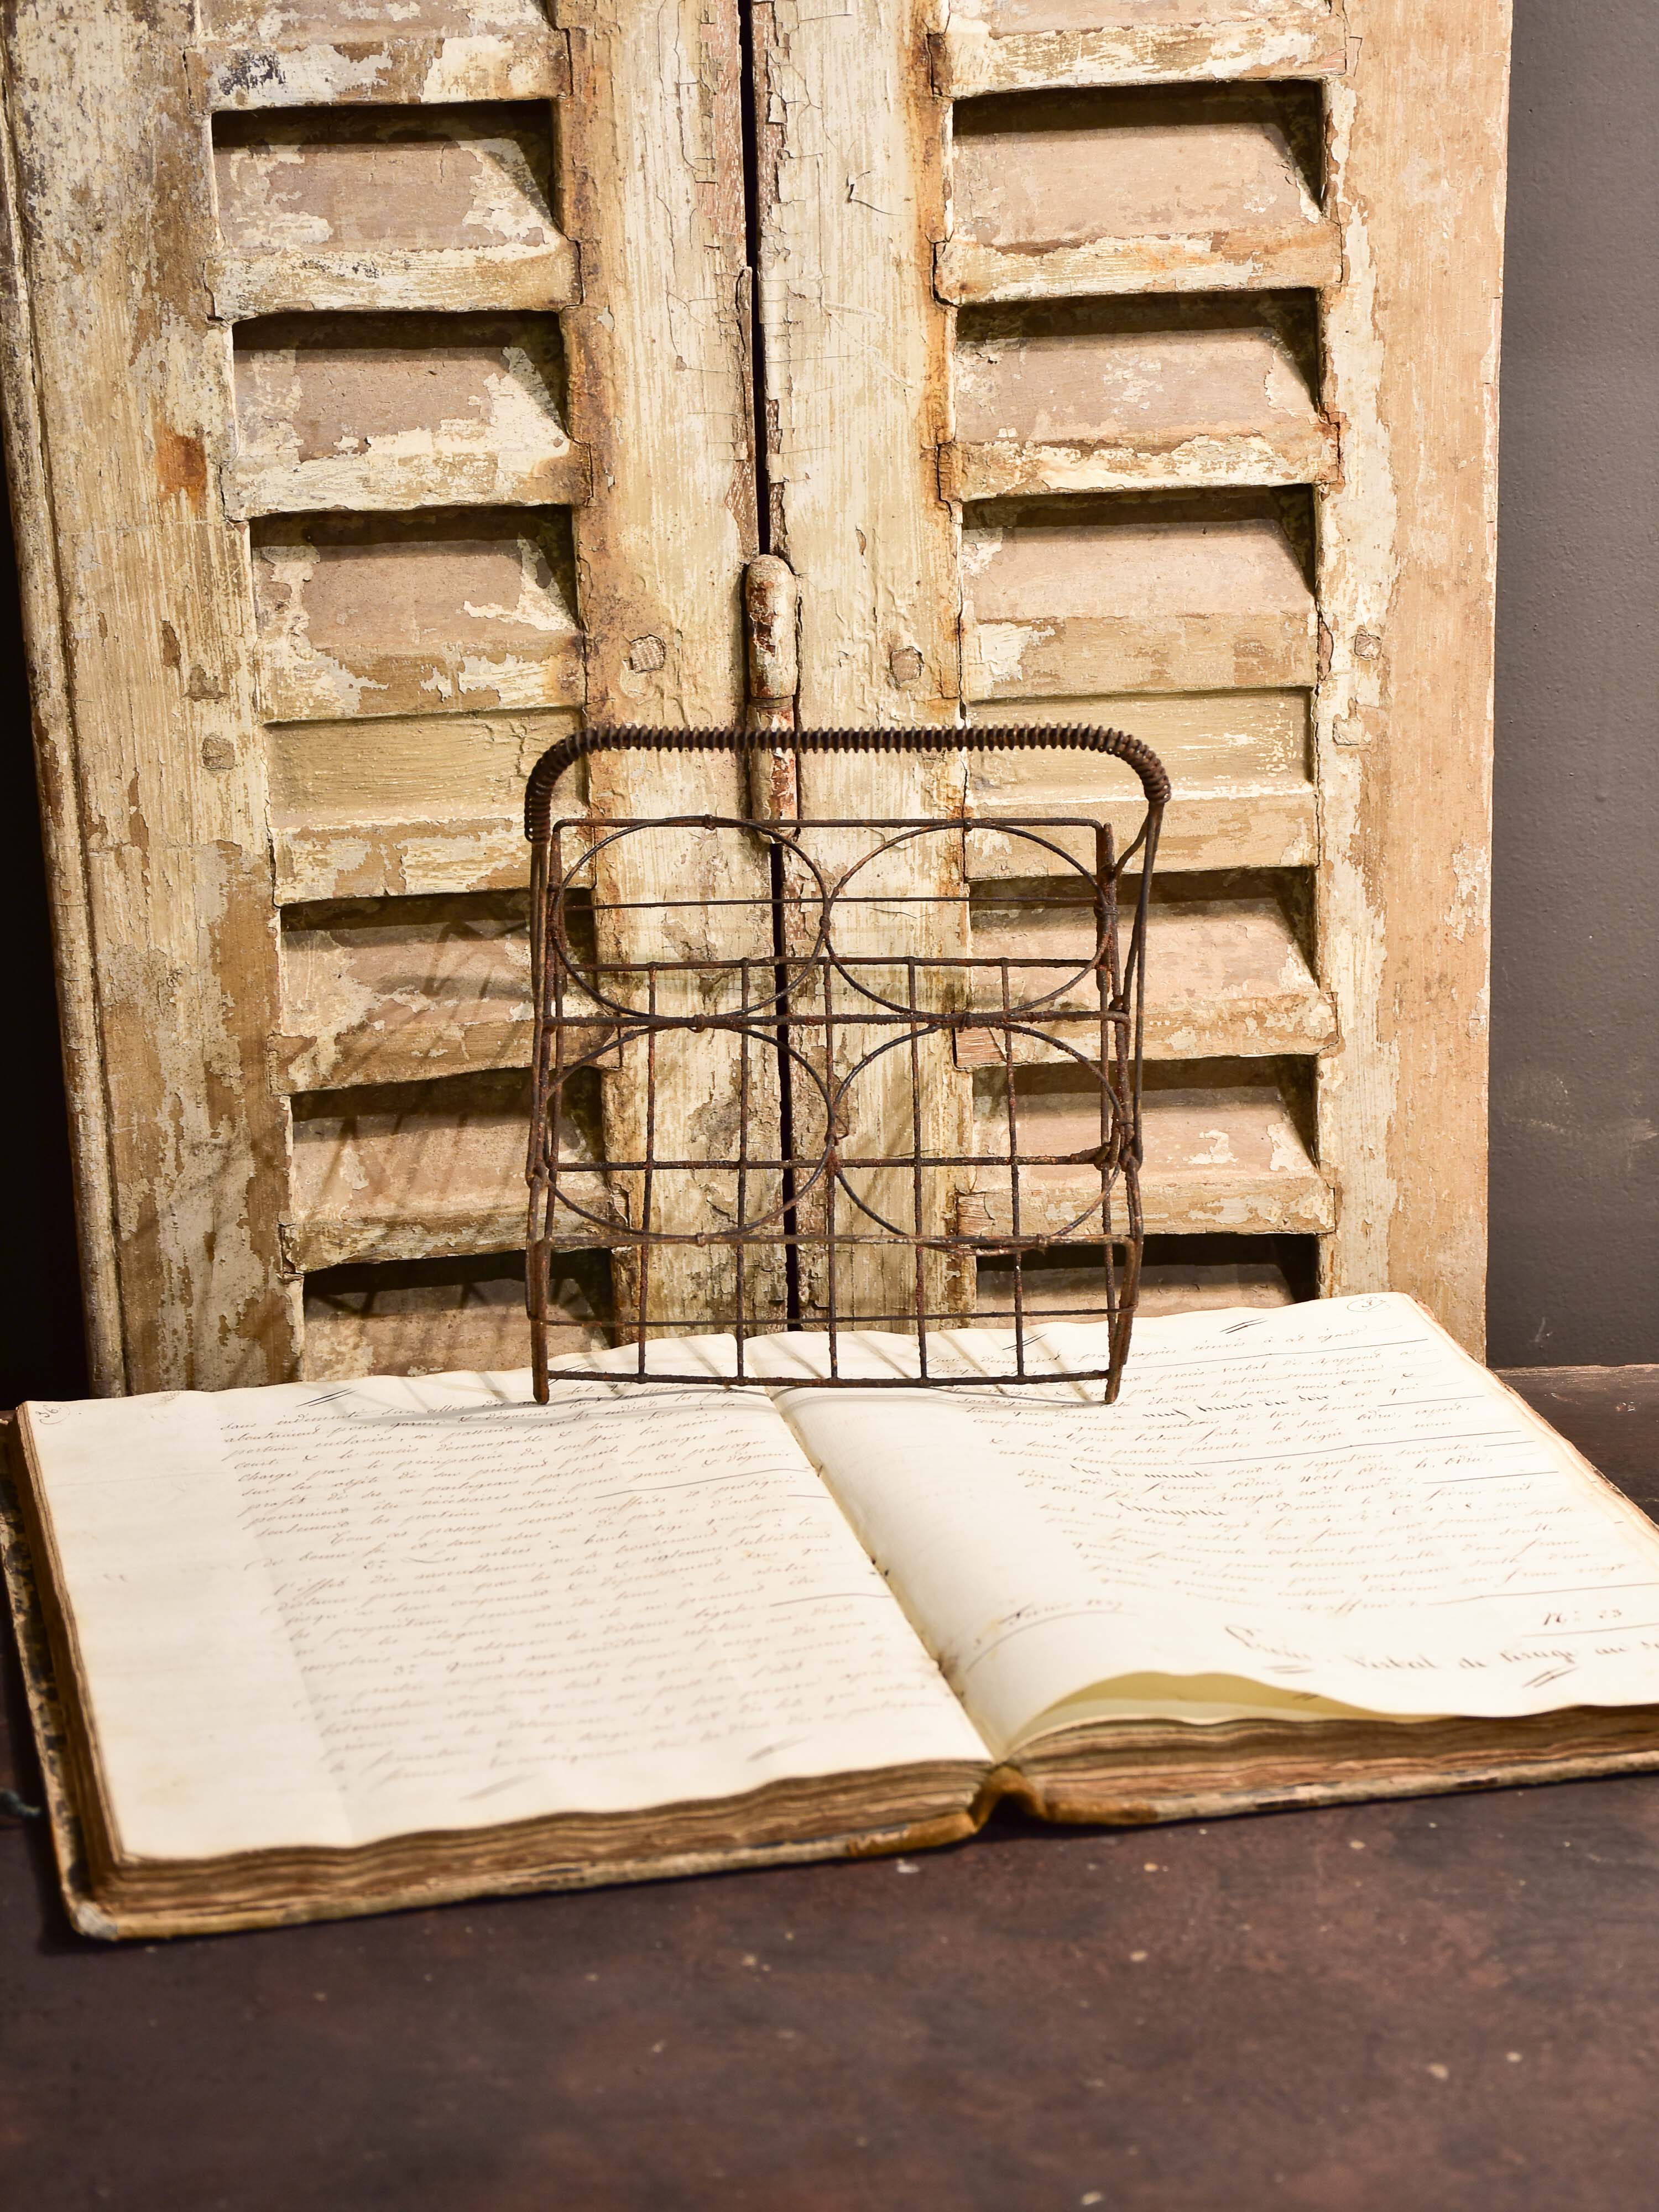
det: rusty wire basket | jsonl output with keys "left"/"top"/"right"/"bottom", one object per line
{"left": 524, "top": 726, "right": 1168, "bottom": 1402}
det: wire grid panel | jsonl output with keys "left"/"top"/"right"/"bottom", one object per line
{"left": 524, "top": 728, "right": 1168, "bottom": 1401}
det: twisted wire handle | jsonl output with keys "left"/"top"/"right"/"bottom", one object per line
{"left": 524, "top": 722, "right": 1171, "bottom": 841}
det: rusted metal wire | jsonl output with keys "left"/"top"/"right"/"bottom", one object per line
{"left": 524, "top": 726, "right": 1167, "bottom": 1404}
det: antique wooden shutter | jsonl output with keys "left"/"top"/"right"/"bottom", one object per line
{"left": 0, "top": 0, "right": 756, "bottom": 1388}
{"left": 756, "top": 0, "right": 1511, "bottom": 1349}
{"left": 1, "top": 0, "right": 1509, "bottom": 1390}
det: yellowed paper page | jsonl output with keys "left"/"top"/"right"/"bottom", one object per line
{"left": 20, "top": 1340, "right": 988, "bottom": 1864}
{"left": 757, "top": 1299, "right": 1659, "bottom": 1753}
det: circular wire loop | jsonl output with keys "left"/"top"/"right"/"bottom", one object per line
{"left": 542, "top": 815, "right": 833, "bottom": 1025}
{"left": 533, "top": 1023, "right": 841, "bottom": 1244}
{"left": 823, "top": 818, "right": 1115, "bottom": 1019}
{"left": 826, "top": 1019, "right": 1130, "bottom": 1248}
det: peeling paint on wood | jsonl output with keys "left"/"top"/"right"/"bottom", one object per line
{"left": 250, "top": 510, "right": 585, "bottom": 720}
{"left": 967, "top": 687, "right": 1317, "bottom": 874}
{"left": 962, "top": 1072, "right": 1333, "bottom": 1238}
{"left": 266, "top": 705, "right": 578, "bottom": 902}
{"left": 285, "top": 1066, "right": 612, "bottom": 1271}
{"left": 962, "top": 492, "right": 1318, "bottom": 698}
{"left": 210, "top": 105, "right": 578, "bottom": 316}
{"left": 227, "top": 314, "right": 590, "bottom": 518}
{"left": 556, "top": 0, "right": 771, "bottom": 1335}
{"left": 938, "top": 84, "right": 1341, "bottom": 303}
{"left": 2, "top": 0, "right": 300, "bottom": 1390}
{"left": 201, "top": 21, "right": 568, "bottom": 113}
{"left": 963, "top": 887, "right": 1335, "bottom": 1062}
{"left": 301, "top": 1252, "right": 607, "bottom": 1383}
{"left": 946, "top": 296, "right": 1335, "bottom": 499}
{"left": 272, "top": 819, "right": 532, "bottom": 904}
{"left": 277, "top": 890, "right": 535, "bottom": 1089}
{"left": 0, "top": 77, "right": 127, "bottom": 1389}
{"left": 933, "top": 3, "right": 1348, "bottom": 100}
{"left": 757, "top": 0, "right": 974, "bottom": 1328}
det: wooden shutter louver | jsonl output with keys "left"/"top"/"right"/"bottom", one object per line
{"left": 0, "top": 0, "right": 1509, "bottom": 1389}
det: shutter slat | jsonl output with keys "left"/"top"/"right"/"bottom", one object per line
{"left": 932, "top": 5, "right": 1346, "bottom": 100}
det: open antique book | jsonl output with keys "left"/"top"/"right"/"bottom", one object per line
{"left": 9, "top": 1292, "right": 1659, "bottom": 1939}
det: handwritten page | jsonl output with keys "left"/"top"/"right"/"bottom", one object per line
{"left": 757, "top": 1298, "right": 1659, "bottom": 1755}
{"left": 22, "top": 1342, "right": 987, "bottom": 1863}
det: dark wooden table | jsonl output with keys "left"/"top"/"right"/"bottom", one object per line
{"left": 4, "top": 1366, "right": 1659, "bottom": 2212}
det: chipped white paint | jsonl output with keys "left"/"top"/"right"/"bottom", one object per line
{"left": 761, "top": 0, "right": 959, "bottom": 728}
{"left": 1449, "top": 838, "right": 1490, "bottom": 947}
{"left": 211, "top": 103, "right": 576, "bottom": 312}
{"left": 757, "top": 0, "right": 973, "bottom": 1326}
{"left": 274, "top": 821, "right": 528, "bottom": 905}
{"left": 964, "top": 790, "right": 1318, "bottom": 875}
{"left": 968, "top": 686, "right": 1315, "bottom": 876}
{"left": 0, "top": 81, "right": 126, "bottom": 1387}
{"left": 264, "top": 703, "right": 572, "bottom": 904}
{"left": 946, "top": 426, "right": 1335, "bottom": 500}
{"left": 969, "top": 620, "right": 1039, "bottom": 691}
{"left": 207, "top": 38, "right": 546, "bottom": 109}
{"left": 962, "top": 1076, "right": 1333, "bottom": 1238}
{"left": 213, "top": 109, "right": 560, "bottom": 250}
{"left": 933, "top": 8, "right": 1349, "bottom": 99}
{"left": 228, "top": 325, "right": 589, "bottom": 515}
{"left": 962, "top": 496, "right": 1319, "bottom": 698}
{"left": 204, "top": 0, "right": 550, "bottom": 36}
{"left": 252, "top": 533, "right": 372, "bottom": 716}
{"left": 0, "top": 0, "right": 755, "bottom": 1385}
{"left": 964, "top": 894, "right": 1336, "bottom": 1062}
{"left": 939, "top": 90, "right": 1342, "bottom": 303}
{"left": 251, "top": 519, "right": 584, "bottom": 721}
{"left": 948, "top": 308, "right": 1335, "bottom": 496}
{"left": 213, "top": 238, "right": 578, "bottom": 318}
{"left": 556, "top": 0, "right": 773, "bottom": 1334}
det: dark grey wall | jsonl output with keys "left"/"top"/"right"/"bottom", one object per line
{"left": 1488, "top": 0, "right": 1659, "bottom": 1364}
{"left": 0, "top": 459, "right": 84, "bottom": 1403}
{"left": 0, "top": 3, "right": 1650, "bottom": 1395}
